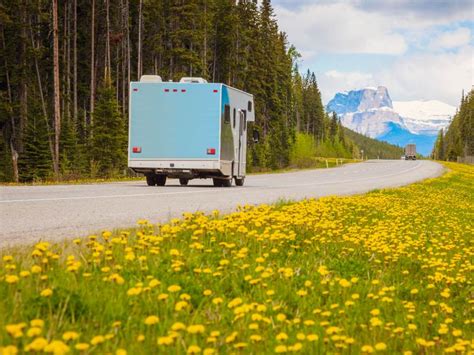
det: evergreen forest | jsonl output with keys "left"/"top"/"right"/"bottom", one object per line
{"left": 0, "top": 0, "right": 404, "bottom": 182}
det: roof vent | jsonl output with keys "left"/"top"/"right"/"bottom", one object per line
{"left": 140, "top": 75, "right": 163, "bottom": 83}
{"left": 179, "top": 77, "right": 208, "bottom": 84}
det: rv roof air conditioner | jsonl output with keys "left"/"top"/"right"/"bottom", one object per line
{"left": 140, "top": 75, "right": 163, "bottom": 83}
{"left": 179, "top": 77, "right": 208, "bottom": 84}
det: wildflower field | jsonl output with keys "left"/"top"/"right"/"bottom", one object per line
{"left": 1, "top": 162, "right": 472, "bottom": 354}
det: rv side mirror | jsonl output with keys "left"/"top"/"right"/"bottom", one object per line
{"left": 253, "top": 129, "right": 260, "bottom": 143}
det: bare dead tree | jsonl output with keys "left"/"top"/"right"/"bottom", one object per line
{"left": 105, "top": 0, "right": 111, "bottom": 81}
{"left": 73, "top": 0, "right": 78, "bottom": 122}
{"left": 90, "top": 0, "right": 96, "bottom": 120}
{"left": 137, "top": 0, "right": 143, "bottom": 79}
{"left": 53, "top": 0, "right": 61, "bottom": 177}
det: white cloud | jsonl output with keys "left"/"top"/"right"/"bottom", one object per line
{"left": 275, "top": 3, "right": 408, "bottom": 60}
{"left": 320, "top": 46, "right": 473, "bottom": 106}
{"left": 273, "top": 1, "right": 473, "bottom": 105}
{"left": 320, "top": 70, "right": 376, "bottom": 102}
{"left": 377, "top": 45, "right": 473, "bottom": 105}
{"left": 429, "top": 27, "right": 472, "bottom": 50}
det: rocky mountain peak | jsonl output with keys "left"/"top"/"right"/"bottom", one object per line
{"left": 358, "top": 86, "right": 392, "bottom": 111}
{"left": 326, "top": 86, "right": 392, "bottom": 115}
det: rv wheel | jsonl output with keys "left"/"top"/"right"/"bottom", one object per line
{"left": 156, "top": 175, "right": 167, "bottom": 186}
{"left": 221, "top": 179, "right": 232, "bottom": 187}
{"left": 213, "top": 178, "right": 223, "bottom": 187}
{"left": 179, "top": 178, "right": 189, "bottom": 186}
{"left": 235, "top": 177, "right": 245, "bottom": 186}
{"left": 146, "top": 174, "right": 156, "bottom": 186}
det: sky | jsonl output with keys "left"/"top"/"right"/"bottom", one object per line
{"left": 271, "top": 0, "right": 473, "bottom": 106}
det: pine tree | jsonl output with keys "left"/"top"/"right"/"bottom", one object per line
{"left": 91, "top": 78, "right": 127, "bottom": 176}
{"left": 19, "top": 116, "right": 53, "bottom": 182}
{"left": 329, "top": 112, "right": 338, "bottom": 140}
{"left": 433, "top": 129, "right": 445, "bottom": 160}
{"left": 60, "top": 116, "right": 80, "bottom": 177}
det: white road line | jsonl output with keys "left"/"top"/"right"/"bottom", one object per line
{"left": 0, "top": 188, "right": 242, "bottom": 204}
{"left": 0, "top": 162, "right": 424, "bottom": 204}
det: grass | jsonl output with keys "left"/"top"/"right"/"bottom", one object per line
{"left": 250, "top": 157, "right": 358, "bottom": 175}
{"left": 0, "top": 176, "right": 144, "bottom": 187}
{"left": 0, "top": 162, "right": 472, "bottom": 354}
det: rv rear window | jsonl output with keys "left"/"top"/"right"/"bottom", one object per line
{"left": 248, "top": 101, "right": 252, "bottom": 112}
{"left": 224, "top": 105, "right": 230, "bottom": 124}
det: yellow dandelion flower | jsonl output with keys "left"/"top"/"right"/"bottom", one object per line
{"left": 157, "top": 336, "right": 174, "bottom": 345}
{"left": 28, "top": 337, "right": 48, "bottom": 352}
{"left": 44, "top": 340, "right": 69, "bottom": 355}
{"left": 144, "top": 316, "right": 159, "bottom": 325}
{"left": 90, "top": 335, "right": 105, "bottom": 345}
{"left": 275, "top": 345, "right": 288, "bottom": 353}
{"left": 187, "top": 345, "right": 201, "bottom": 354}
{"left": 167, "top": 284, "right": 182, "bottom": 293}
{"left": 62, "top": 331, "right": 79, "bottom": 341}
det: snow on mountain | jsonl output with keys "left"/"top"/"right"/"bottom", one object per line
{"left": 393, "top": 100, "right": 455, "bottom": 121}
{"left": 326, "top": 87, "right": 456, "bottom": 156}
{"left": 393, "top": 100, "right": 455, "bottom": 135}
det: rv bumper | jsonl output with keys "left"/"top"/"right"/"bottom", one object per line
{"left": 128, "top": 159, "right": 233, "bottom": 177}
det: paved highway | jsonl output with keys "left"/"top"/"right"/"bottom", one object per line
{"left": 0, "top": 160, "right": 443, "bottom": 248}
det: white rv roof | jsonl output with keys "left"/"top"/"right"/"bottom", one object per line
{"left": 180, "top": 77, "right": 208, "bottom": 83}
{"left": 140, "top": 75, "right": 162, "bottom": 83}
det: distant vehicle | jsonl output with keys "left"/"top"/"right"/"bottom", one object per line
{"left": 128, "top": 75, "right": 257, "bottom": 187}
{"left": 404, "top": 144, "right": 416, "bottom": 160}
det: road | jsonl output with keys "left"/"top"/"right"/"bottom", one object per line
{"left": 0, "top": 160, "right": 443, "bottom": 248}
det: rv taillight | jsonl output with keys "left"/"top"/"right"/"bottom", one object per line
{"left": 213, "top": 89, "right": 218, "bottom": 93}
{"left": 132, "top": 146, "right": 142, "bottom": 153}
{"left": 164, "top": 89, "right": 169, "bottom": 92}
{"left": 173, "top": 89, "right": 178, "bottom": 92}
{"left": 207, "top": 148, "right": 216, "bottom": 155}
{"left": 133, "top": 88, "right": 138, "bottom": 92}
{"left": 181, "top": 89, "right": 186, "bottom": 92}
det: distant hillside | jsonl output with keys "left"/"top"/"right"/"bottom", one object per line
{"left": 344, "top": 128, "right": 404, "bottom": 159}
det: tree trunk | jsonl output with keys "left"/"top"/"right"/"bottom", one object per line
{"left": 1, "top": 27, "right": 19, "bottom": 182}
{"left": 137, "top": 0, "right": 143, "bottom": 79}
{"left": 29, "top": 17, "right": 54, "bottom": 161}
{"left": 53, "top": 0, "right": 61, "bottom": 177}
{"left": 19, "top": 2, "right": 28, "bottom": 154}
{"left": 9, "top": 139, "right": 19, "bottom": 183}
{"left": 73, "top": 0, "right": 78, "bottom": 122}
{"left": 66, "top": 0, "right": 71, "bottom": 122}
{"left": 126, "top": 0, "right": 130, "bottom": 85}
{"left": 90, "top": 0, "right": 96, "bottom": 119}
{"left": 105, "top": 0, "right": 111, "bottom": 80}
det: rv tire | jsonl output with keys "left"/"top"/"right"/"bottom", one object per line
{"left": 179, "top": 178, "right": 189, "bottom": 186}
{"left": 156, "top": 175, "right": 167, "bottom": 186}
{"left": 213, "top": 178, "right": 223, "bottom": 187}
{"left": 222, "top": 179, "right": 232, "bottom": 187}
{"left": 146, "top": 174, "right": 156, "bottom": 186}
{"left": 235, "top": 177, "right": 245, "bottom": 186}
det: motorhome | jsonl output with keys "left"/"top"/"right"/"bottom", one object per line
{"left": 128, "top": 75, "right": 257, "bottom": 187}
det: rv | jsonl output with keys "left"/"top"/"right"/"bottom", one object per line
{"left": 128, "top": 75, "right": 257, "bottom": 187}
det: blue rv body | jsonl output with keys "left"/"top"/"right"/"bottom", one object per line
{"left": 128, "top": 76, "right": 255, "bottom": 186}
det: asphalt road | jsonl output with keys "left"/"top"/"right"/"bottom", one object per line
{"left": 0, "top": 160, "right": 443, "bottom": 248}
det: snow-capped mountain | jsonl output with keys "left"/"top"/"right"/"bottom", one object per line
{"left": 326, "top": 86, "right": 456, "bottom": 156}
{"left": 393, "top": 100, "right": 455, "bottom": 135}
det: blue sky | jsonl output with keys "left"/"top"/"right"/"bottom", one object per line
{"left": 271, "top": 0, "right": 473, "bottom": 105}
